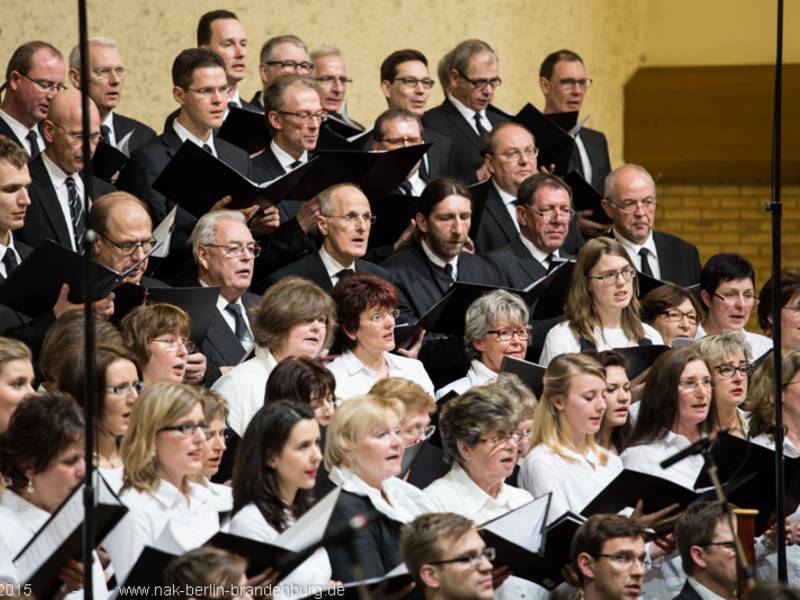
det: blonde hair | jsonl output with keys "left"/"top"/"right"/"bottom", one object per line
{"left": 747, "top": 348, "right": 800, "bottom": 439}
{"left": 370, "top": 377, "right": 435, "bottom": 415}
{"left": 121, "top": 382, "right": 204, "bottom": 494}
{"left": 530, "top": 354, "right": 609, "bottom": 465}
{"left": 565, "top": 237, "right": 644, "bottom": 347}
{"left": 0, "top": 337, "right": 31, "bottom": 372}
{"left": 197, "top": 387, "right": 228, "bottom": 422}
{"left": 324, "top": 394, "right": 404, "bottom": 471}
{"left": 494, "top": 372, "right": 537, "bottom": 419}
{"left": 693, "top": 331, "right": 750, "bottom": 366}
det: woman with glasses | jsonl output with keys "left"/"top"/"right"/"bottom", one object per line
{"left": 641, "top": 283, "right": 704, "bottom": 346}
{"left": 212, "top": 276, "right": 336, "bottom": 437}
{"left": 694, "top": 332, "right": 750, "bottom": 437}
{"left": 328, "top": 272, "right": 434, "bottom": 401}
{"left": 0, "top": 337, "right": 34, "bottom": 435}
{"left": 758, "top": 269, "right": 800, "bottom": 349}
{"left": 520, "top": 354, "right": 622, "bottom": 522}
{"left": 120, "top": 303, "right": 197, "bottom": 387}
{"left": 425, "top": 382, "right": 545, "bottom": 599}
{"left": 370, "top": 377, "right": 436, "bottom": 447}
{"left": 54, "top": 344, "right": 142, "bottom": 492}
{"left": 435, "top": 290, "right": 529, "bottom": 399}
{"left": 539, "top": 237, "right": 662, "bottom": 366}
{"left": 104, "top": 383, "right": 220, "bottom": 584}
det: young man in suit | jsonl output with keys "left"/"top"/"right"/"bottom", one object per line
{"left": 601, "top": 163, "right": 701, "bottom": 287}
{"left": 0, "top": 41, "right": 65, "bottom": 159}
{"left": 422, "top": 39, "right": 509, "bottom": 183}
{"left": 67, "top": 37, "right": 156, "bottom": 154}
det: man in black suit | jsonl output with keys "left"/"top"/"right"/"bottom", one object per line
{"left": 267, "top": 183, "right": 390, "bottom": 291}
{"left": 379, "top": 49, "right": 457, "bottom": 180}
{"left": 473, "top": 122, "right": 582, "bottom": 256}
{"left": 371, "top": 109, "right": 435, "bottom": 195}
{"left": 422, "top": 39, "right": 509, "bottom": 183}
{"left": 601, "top": 163, "right": 701, "bottom": 287}
{"left": 572, "top": 514, "right": 647, "bottom": 600}
{"left": 0, "top": 41, "right": 65, "bottom": 158}
{"left": 67, "top": 37, "right": 156, "bottom": 154}
{"left": 190, "top": 210, "right": 260, "bottom": 385}
{"left": 252, "top": 35, "right": 313, "bottom": 109}
{"left": 17, "top": 89, "right": 115, "bottom": 251}
{"left": 673, "top": 502, "right": 737, "bottom": 600}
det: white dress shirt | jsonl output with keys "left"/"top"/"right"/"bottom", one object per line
{"left": 694, "top": 323, "right": 773, "bottom": 362}
{"left": 436, "top": 358, "right": 497, "bottom": 399}
{"left": 492, "top": 180, "right": 521, "bottom": 233}
{"left": 41, "top": 152, "right": 82, "bottom": 251}
{"left": 449, "top": 95, "right": 493, "bottom": 136}
{"left": 613, "top": 228, "right": 661, "bottom": 280}
{"left": 519, "top": 443, "right": 623, "bottom": 525}
{"left": 318, "top": 245, "right": 354, "bottom": 287}
{"left": 211, "top": 345, "right": 278, "bottom": 436}
{"left": 686, "top": 577, "right": 728, "bottom": 600}
{"left": 406, "top": 169, "right": 426, "bottom": 196}
{"left": 104, "top": 479, "right": 220, "bottom": 584}
{"left": 573, "top": 133, "right": 593, "bottom": 188}
{"left": 327, "top": 349, "right": 434, "bottom": 401}
{"left": 0, "top": 235, "right": 22, "bottom": 279}
{"left": 203, "top": 284, "right": 253, "bottom": 355}
{"left": 519, "top": 234, "right": 561, "bottom": 272}
{"left": 173, "top": 119, "right": 216, "bottom": 156}
{"left": 229, "top": 503, "right": 332, "bottom": 600}
{"left": 270, "top": 139, "right": 308, "bottom": 171}
{"left": 0, "top": 108, "right": 39, "bottom": 157}
{"left": 539, "top": 321, "right": 663, "bottom": 366}
{"left": 420, "top": 238, "right": 458, "bottom": 280}
{"left": 424, "top": 464, "right": 548, "bottom": 600}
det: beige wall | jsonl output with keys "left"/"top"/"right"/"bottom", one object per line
{"left": 1, "top": 0, "right": 645, "bottom": 167}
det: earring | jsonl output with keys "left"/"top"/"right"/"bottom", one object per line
{"left": 26, "top": 477, "right": 34, "bottom": 495}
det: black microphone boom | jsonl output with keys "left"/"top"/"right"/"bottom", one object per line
{"left": 659, "top": 435, "right": 713, "bottom": 470}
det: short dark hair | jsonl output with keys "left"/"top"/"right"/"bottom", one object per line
{"left": 674, "top": 501, "right": 728, "bottom": 576}
{"left": 5, "top": 41, "right": 62, "bottom": 81}
{"left": 196, "top": 10, "right": 238, "bottom": 46}
{"left": 265, "top": 356, "right": 336, "bottom": 406}
{"left": 416, "top": 176, "right": 472, "bottom": 218}
{"left": 742, "top": 583, "right": 800, "bottom": 600}
{"left": 171, "top": 47, "right": 225, "bottom": 89}
{"left": 331, "top": 272, "right": 398, "bottom": 353}
{"left": 380, "top": 49, "right": 428, "bottom": 82}
{"left": 640, "top": 283, "right": 705, "bottom": 325}
{"left": 571, "top": 514, "right": 646, "bottom": 585}
{"left": 758, "top": 269, "right": 800, "bottom": 332}
{"left": 373, "top": 108, "right": 423, "bottom": 141}
{"left": 539, "top": 49, "right": 584, "bottom": 79}
{"left": 0, "top": 135, "right": 28, "bottom": 169}
{"left": 700, "top": 253, "right": 756, "bottom": 301}
{"left": 401, "top": 512, "right": 475, "bottom": 587}
{"left": 516, "top": 172, "right": 573, "bottom": 207}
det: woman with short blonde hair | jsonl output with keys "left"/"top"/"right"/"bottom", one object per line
{"left": 694, "top": 331, "right": 750, "bottom": 436}
{"left": 370, "top": 377, "right": 436, "bottom": 446}
{"left": 0, "top": 336, "right": 33, "bottom": 434}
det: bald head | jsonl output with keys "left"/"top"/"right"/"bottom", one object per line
{"left": 42, "top": 89, "right": 101, "bottom": 174}
{"left": 91, "top": 191, "right": 154, "bottom": 283}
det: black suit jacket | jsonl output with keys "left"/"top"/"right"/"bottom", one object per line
{"left": 324, "top": 490, "right": 405, "bottom": 582}
{"left": 0, "top": 117, "right": 25, "bottom": 149}
{"left": 359, "top": 126, "right": 457, "bottom": 182}
{"left": 484, "top": 235, "right": 549, "bottom": 289}
{"left": 202, "top": 291, "right": 261, "bottom": 386}
{"left": 265, "top": 250, "right": 392, "bottom": 292}
{"left": 671, "top": 580, "right": 703, "bottom": 600}
{"left": 112, "top": 112, "right": 157, "bottom": 155}
{"left": 422, "top": 99, "right": 509, "bottom": 183}
{"left": 611, "top": 230, "right": 701, "bottom": 288}
{"left": 570, "top": 127, "right": 612, "bottom": 192}
{"left": 163, "top": 96, "right": 263, "bottom": 133}
{"left": 17, "top": 154, "right": 116, "bottom": 249}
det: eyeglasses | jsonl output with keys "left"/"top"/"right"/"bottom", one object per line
{"left": 486, "top": 327, "right": 531, "bottom": 341}
{"left": 368, "top": 308, "right": 400, "bottom": 324}
{"left": 379, "top": 136, "right": 423, "bottom": 146}
{"left": 712, "top": 291, "right": 758, "bottom": 306}
{"left": 596, "top": 553, "right": 651, "bottom": 568}
{"left": 152, "top": 337, "right": 195, "bottom": 353}
{"left": 493, "top": 147, "right": 538, "bottom": 161}
{"left": 784, "top": 303, "right": 800, "bottom": 315}
{"left": 321, "top": 212, "right": 376, "bottom": 225}
{"left": 314, "top": 75, "right": 352, "bottom": 86}
{"left": 479, "top": 431, "right": 521, "bottom": 446}
{"left": 276, "top": 110, "right": 328, "bottom": 123}
{"left": 557, "top": 77, "right": 593, "bottom": 90}
{"left": 159, "top": 421, "right": 209, "bottom": 438}
{"left": 99, "top": 233, "right": 157, "bottom": 255}
{"left": 429, "top": 547, "right": 495, "bottom": 568}
{"left": 265, "top": 60, "right": 314, "bottom": 73}
{"left": 48, "top": 122, "right": 102, "bottom": 145}
{"left": 404, "top": 423, "right": 436, "bottom": 441}
{"left": 186, "top": 85, "right": 231, "bottom": 99}
{"left": 456, "top": 70, "right": 502, "bottom": 90}
{"left": 202, "top": 243, "right": 261, "bottom": 258}
{"left": 392, "top": 77, "right": 435, "bottom": 89}
{"left": 678, "top": 378, "right": 713, "bottom": 391}
{"left": 92, "top": 67, "right": 129, "bottom": 80}
{"left": 606, "top": 197, "right": 657, "bottom": 213}
{"left": 105, "top": 381, "right": 144, "bottom": 396}
{"left": 698, "top": 540, "right": 736, "bottom": 551}
{"left": 586, "top": 267, "right": 636, "bottom": 285}
{"left": 19, "top": 73, "right": 66, "bottom": 92}
{"left": 523, "top": 205, "right": 576, "bottom": 220}
{"left": 661, "top": 309, "right": 698, "bottom": 324}
{"left": 714, "top": 364, "right": 749, "bottom": 379}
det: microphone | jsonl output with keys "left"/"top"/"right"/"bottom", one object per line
{"left": 659, "top": 430, "right": 725, "bottom": 469}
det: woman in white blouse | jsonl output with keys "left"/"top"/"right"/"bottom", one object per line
{"left": 539, "top": 237, "right": 662, "bottom": 366}
{"left": 519, "top": 354, "right": 622, "bottom": 522}
{"left": 212, "top": 276, "right": 337, "bottom": 436}
{"left": 436, "top": 290, "right": 529, "bottom": 399}
{"left": 229, "top": 400, "right": 329, "bottom": 599}
{"left": 0, "top": 392, "right": 107, "bottom": 599}
{"left": 104, "top": 383, "right": 220, "bottom": 584}
{"left": 694, "top": 332, "right": 750, "bottom": 437}
{"left": 593, "top": 350, "right": 633, "bottom": 454}
{"left": 196, "top": 388, "right": 232, "bottom": 513}
{"left": 323, "top": 393, "right": 434, "bottom": 581}
{"left": 328, "top": 272, "right": 434, "bottom": 400}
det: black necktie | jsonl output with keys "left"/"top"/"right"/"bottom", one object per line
{"left": 399, "top": 180, "right": 414, "bottom": 195}
{"left": 335, "top": 268, "right": 354, "bottom": 282}
{"left": 443, "top": 263, "right": 454, "bottom": 281}
{"left": 419, "top": 155, "right": 429, "bottom": 182}
{"left": 639, "top": 248, "right": 654, "bottom": 277}
{"left": 225, "top": 303, "right": 253, "bottom": 349}
{"left": 65, "top": 176, "right": 85, "bottom": 251}
{"left": 545, "top": 254, "right": 557, "bottom": 273}
{"left": 227, "top": 101, "right": 238, "bottom": 110}
{"left": 26, "top": 130, "right": 40, "bottom": 159}
{"left": 202, "top": 144, "right": 214, "bottom": 155}
{"left": 2, "top": 249, "right": 19, "bottom": 275}
{"left": 100, "top": 124, "right": 111, "bottom": 143}
{"left": 288, "top": 159, "right": 302, "bottom": 170}
{"left": 473, "top": 112, "right": 487, "bottom": 138}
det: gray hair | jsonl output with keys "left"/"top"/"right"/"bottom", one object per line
{"left": 317, "top": 182, "right": 361, "bottom": 215}
{"left": 463, "top": 290, "right": 529, "bottom": 360}
{"left": 450, "top": 39, "right": 497, "bottom": 77}
{"left": 693, "top": 331, "right": 750, "bottom": 367}
{"left": 439, "top": 385, "right": 520, "bottom": 467}
{"left": 259, "top": 34, "right": 308, "bottom": 66}
{"left": 263, "top": 74, "right": 318, "bottom": 114}
{"left": 69, "top": 36, "right": 118, "bottom": 70}
{"left": 311, "top": 44, "right": 343, "bottom": 63}
{"left": 190, "top": 210, "right": 246, "bottom": 260}
{"left": 603, "top": 163, "right": 656, "bottom": 203}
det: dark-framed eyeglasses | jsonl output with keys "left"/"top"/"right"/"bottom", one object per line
{"left": 713, "top": 364, "right": 749, "bottom": 379}
{"left": 698, "top": 540, "right": 736, "bottom": 551}
{"left": 586, "top": 267, "right": 636, "bottom": 285}
{"left": 391, "top": 77, "right": 435, "bottom": 90}
{"left": 429, "top": 547, "right": 495, "bottom": 568}
{"left": 159, "top": 421, "right": 209, "bottom": 438}
{"left": 265, "top": 60, "right": 314, "bottom": 73}
{"left": 660, "top": 309, "right": 698, "bottom": 324}
{"left": 456, "top": 70, "right": 502, "bottom": 90}
{"left": 105, "top": 381, "right": 144, "bottom": 396}
{"left": 99, "top": 233, "right": 157, "bottom": 255}
{"left": 486, "top": 327, "right": 531, "bottom": 341}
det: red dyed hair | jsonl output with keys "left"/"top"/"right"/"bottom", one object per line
{"left": 331, "top": 272, "right": 398, "bottom": 352}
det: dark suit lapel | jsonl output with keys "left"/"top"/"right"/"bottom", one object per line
{"left": 29, "top": 158, "right": 72, "bottom": 247}
{"left": 205, "top": 311, "right": 246, "bottom": 365}
{"left": 510, "top": 236, "right": 547, "bottom": 282}
{"left": 652, "top": 232, "right": 676, "bottom": 282}
{"left": 0, "top": 118, "right": 25, "bottom": 148}
{"left": 442, "top": 100, "right": 483, "bottom": 151}
{"left": 485, "top": 187, "right": 517, "bottom": 246}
